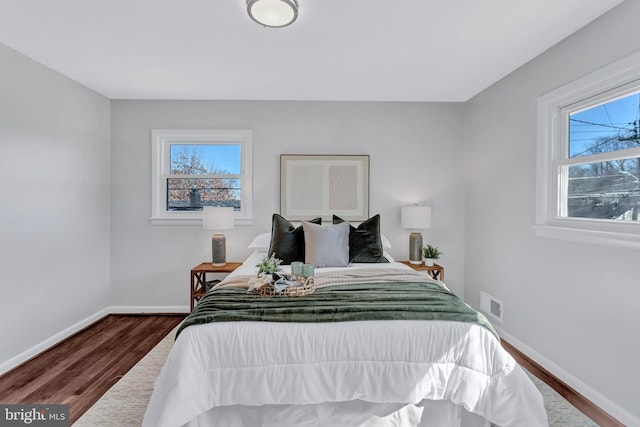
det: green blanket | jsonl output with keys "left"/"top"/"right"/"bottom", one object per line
{"left": 178, "top": 281, "right": 498, "bottom": 339}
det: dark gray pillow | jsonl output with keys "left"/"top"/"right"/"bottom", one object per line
{"left": 268, "top": 214, "right": 321, "bottom": 264}
{"left": 302, "top": 221, "right": 350, "bottom": 267}
{"left": 333, "top": 214, "right": 387, "bottom": 263}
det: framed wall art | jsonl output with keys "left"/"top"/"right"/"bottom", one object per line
{"left": 280, "top": 154, "right": 370, "bottom": 221}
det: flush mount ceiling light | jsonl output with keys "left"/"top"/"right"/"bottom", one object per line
{"left": 247, "top": 0, "right": 298, "bottom": 28}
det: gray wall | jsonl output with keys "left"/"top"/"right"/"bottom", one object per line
{"left": 463, "top": 1, "right": 640, "bottom": 424}
{"left": 0, "top": 44, "right": 111, "bottom": 367}
{"left": 110, "top": 100, "right": 466, "bottom": 307}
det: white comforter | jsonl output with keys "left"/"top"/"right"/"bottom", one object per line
{"left": 143, "top": 259, "right": 547, "bottom": 427}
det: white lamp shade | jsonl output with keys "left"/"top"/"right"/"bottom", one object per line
{"left": 247, "top": 0, "right": 298, "bottom": 28}
{"left": 401, "top": 206, "right": 432, "bottom": 230}
{"left": 203, "top": 206, "right": 235, "bottom": 231}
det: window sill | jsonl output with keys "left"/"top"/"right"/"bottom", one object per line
{"left": 149, "top": 217, "right": 253, "bottom": 226}
{"left": 533, "top": 224, "right": 640, "bottom": 250}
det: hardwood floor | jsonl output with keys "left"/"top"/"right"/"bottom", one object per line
{"left": 0, "top": 315, "right": 623, "bottom": 426}
{"left": 501, "top": 339, "right": 624, "bottom": 427}
{"left": 0, "top": 314, "right": 184, "bottom": 424}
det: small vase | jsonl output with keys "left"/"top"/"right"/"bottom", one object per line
{"left": 424, "top": 258, "right": 435, "bottom": 267}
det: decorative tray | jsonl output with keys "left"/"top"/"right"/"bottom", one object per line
{"left": 252, "top": 276, "right": 316, "bottom": 297}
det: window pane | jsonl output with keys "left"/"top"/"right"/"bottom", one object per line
{"left": 567, "top": 158, "right": 640, "bottom": 220}
{"left": 569, "top": 92, "right": 640, "bottom": 158}
{"left": 166, "top": 178, "right": 241, "bottom": 211}
{"left": 170, "top": 144, "right": 241, "bottom": 175}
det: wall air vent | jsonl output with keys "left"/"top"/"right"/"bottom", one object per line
{"left": 480, "top": 291, "right": 503, "bottom": 322}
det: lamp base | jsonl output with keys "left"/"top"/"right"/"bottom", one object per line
{"left": 212, "top": 233, "right": 226, "bottom": 267}
{"left": 408, "top": 232, "right": 423, "bottom": 265}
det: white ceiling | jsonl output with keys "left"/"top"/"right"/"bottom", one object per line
{"left": 0, "top": 0, "right": 624, "bottom": 102}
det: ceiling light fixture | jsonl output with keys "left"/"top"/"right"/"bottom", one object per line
{"left": 247, "top": 0, "right": 298, "bottom": 28}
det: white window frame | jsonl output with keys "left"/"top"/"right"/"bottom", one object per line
{"left": 150, "top": 129, "right": 253, "bottom": 226}
{"left": 535, "top": 50, "right": 640, "bottom": 250}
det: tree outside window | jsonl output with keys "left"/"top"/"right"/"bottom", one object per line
{"left": 167, "top": 144, "right": 241, "bottom": 211}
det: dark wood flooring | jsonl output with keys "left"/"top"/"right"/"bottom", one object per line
{"left": 501, "top": 340, "right": 624, "bottom": 427}
{"left": 0, "top": 314, "right": 623, "bottom": 426}
{"left": 0, "top": 314, "right": 184, "bottom": 424}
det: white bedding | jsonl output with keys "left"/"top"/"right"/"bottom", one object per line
{"left": 143, "top": 255, "right": 548, "bottom": 427}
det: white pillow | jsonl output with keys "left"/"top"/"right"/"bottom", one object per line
{"left": 302, "top": 221, "right": 350, "bottom": 268}
{"left": 247, "top": 233, "right": 271, "bottom": 250}
{"left": 381, "top": 234, "right": 391, "bottom": 249}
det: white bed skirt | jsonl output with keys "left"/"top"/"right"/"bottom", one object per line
{"left": 186, "top": 400, "right": 490, "bottom": 427}
{"left": 185, "top": 400, "right": 490, "bottom": 427}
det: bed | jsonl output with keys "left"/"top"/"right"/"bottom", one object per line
{"left": 143, "top": 215, "right": 548, "bottom": 427}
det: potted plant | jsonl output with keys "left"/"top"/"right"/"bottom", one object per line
{"left": 256, "top": 252, "right": 283, "bottom": 277}
{"left": 422, "top": 245, "right": 442, "bottom": 267}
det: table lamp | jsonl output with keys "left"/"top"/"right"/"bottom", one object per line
{"left": 401, "top": 205, "right": 432, "bottom": 264}
{"left": 203, "top": 206, "right": 234, "bottom": 267}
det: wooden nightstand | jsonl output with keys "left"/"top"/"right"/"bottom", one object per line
{"left": 399, "top": 261, "right": 445, "bottom": 281}
{"left": 190, "top": 262, "right": 242, "bottom": 310}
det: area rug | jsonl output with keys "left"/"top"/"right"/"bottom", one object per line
{"left": 73, "top": 325, "right": 179, "bottom": 426}
{"left": 73, "top": 327, "right": 597, "bottom": 427}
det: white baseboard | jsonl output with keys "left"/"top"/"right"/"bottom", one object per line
{"left": 108, "top": 305, "right": 190, "bottom": 314}
{"left": 0, "top": 307, "right": 110, "bottom": 375}
{"left": 495, "top": 325, "right": 640, "bottom": 427}
{"left": 0, "top": 305, "right": 189, "bottom": 375}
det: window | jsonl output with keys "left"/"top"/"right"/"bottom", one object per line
{"left": 151, "top": 129, "right": 252, "bottom": 225}
{"left": 562, "top": 88, "right": 640, "bottom": 221}
{"left": 536, "top": 50, "right": 640, "bottom": 249}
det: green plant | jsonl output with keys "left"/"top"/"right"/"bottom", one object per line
{"left": 256, "top": 252, "right": 283, "bottom": 276}
{"left": 422, "top": 244, "right": 443, "bottom": 259}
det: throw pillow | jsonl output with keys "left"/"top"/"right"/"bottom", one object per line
{"left": 268, "top": 214, "right": 321, "bottom": 264}
{"left": 333, "top": 214, "right": 387, "bottom": 263}
{"left": 302, "top": 221, "right": 350, "bottom": 268}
